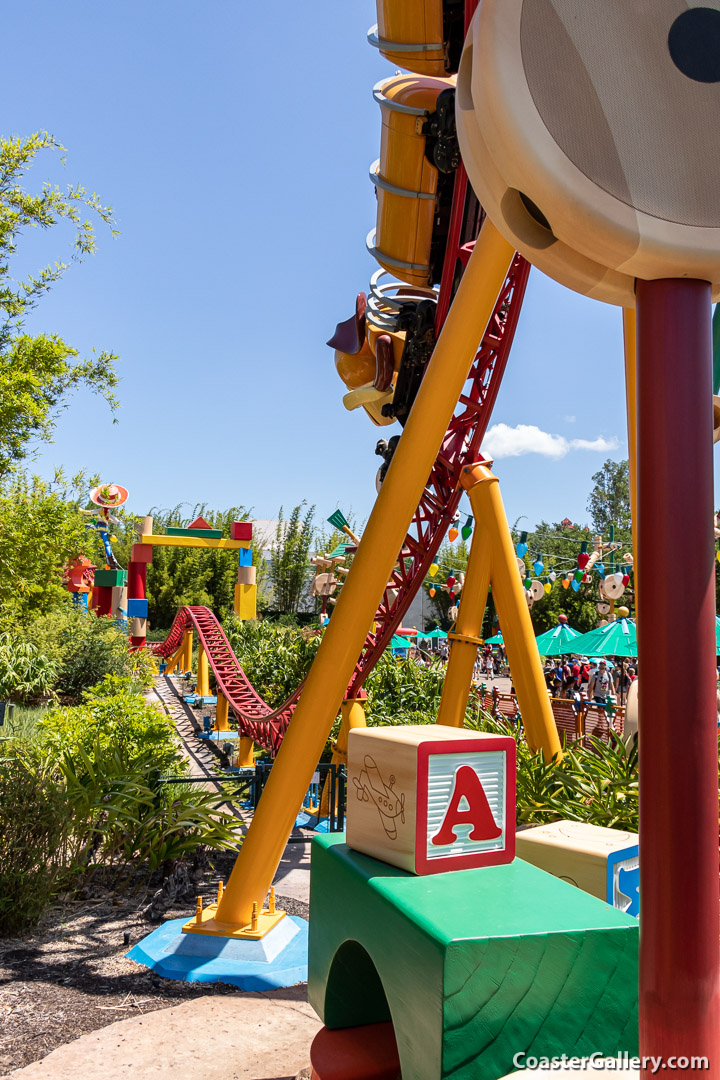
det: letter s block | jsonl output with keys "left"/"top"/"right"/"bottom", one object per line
{"left": 347, "top": 724, "right": 516, "bottom": 875}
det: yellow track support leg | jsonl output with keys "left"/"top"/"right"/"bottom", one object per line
{"left": 194, "top": 220, "right": 514, "bottom": 935}
{"left": 216, "top": 694, "right": 229, "bottom": 731}
{"left": 196, "top": 644, "right": 210, "bottom": 698}
{"left": 182, "top": 629, "right": 193, "bottom": 673}
{"left": 437, "top": 462, "right": 562, "bottom": 758}
{"left": 237, "top": 737, "right": 255, "bottom": 767}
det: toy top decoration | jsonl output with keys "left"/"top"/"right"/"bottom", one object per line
{"left": 456, "top": 0, "right": 720, "bottom": 306}
{"left": 89, "top": 483, "right": 129, "bottom": 508}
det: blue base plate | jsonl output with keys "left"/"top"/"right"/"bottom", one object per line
{"left": 127, "top": 915, "right": 308, "bottom": 990}
{"left": 295, "top": 810, "right": 331, "bottom": 832}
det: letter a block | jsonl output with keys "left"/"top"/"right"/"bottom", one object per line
{"left": 347, "top": 724, "right": 516, "bottom": 875}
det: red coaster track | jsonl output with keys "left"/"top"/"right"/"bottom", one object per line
{"left": 152, "top": 170, "right": 530, "bottom": 753}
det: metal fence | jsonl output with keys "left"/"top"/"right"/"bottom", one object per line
{"left": 155, "top": 761, "right": 347, "bottom": 832}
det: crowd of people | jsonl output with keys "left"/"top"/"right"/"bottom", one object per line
{"left": 542, "top": 656, "right": 636, "bottom": 704}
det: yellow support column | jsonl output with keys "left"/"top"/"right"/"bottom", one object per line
{"left": 216, "top": 694, "right": 230, "bottom": 731}
{"left": 182, "top": 628, "right": 193, "bottom": 673}
{"left": 234, "top": 583, "right": 257, "bottom": 620}
{"left": 197, "top": 219, "right": 514, "bottom": 934}
{"left": 196, "top": 644, "right": 210, "bottom": 698}
{"left": 331, "top": 696, "right": 368, "bottom": 764}
{"left": 237, "top": 737, "right": 255, "bottom": 767}
{"left": 463, "top": 463, "right": 562, "bottom": 759}
{"left": 436, "top": 508, "right": 492, "bottom": 729}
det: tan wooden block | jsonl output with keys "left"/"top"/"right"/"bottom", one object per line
{"left": 515, "top": 820, "right": 638, "bottom": 901}
{"left": 131, "top": 617, "right": 148, "bottom": 637}
{"left": 234, "top": 583, "right": 257, "bottom": 620}
{"left": 110, "top": 585, "right": 127, "bottom": 616}
{"left": 347, "top": 724, "right": 516, "bottom": 875}
{"left": 237, "top": 565, "right": 256, "bottom": 586}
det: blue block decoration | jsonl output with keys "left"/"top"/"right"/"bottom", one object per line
{"left": 238, "top": 547, "right": 253, "bottom": 566}
{"left": 607, "top": 844, "right": 640, "bottom": 918}
{"left": 127, "top": 598, "right": 149, "bottom": 618}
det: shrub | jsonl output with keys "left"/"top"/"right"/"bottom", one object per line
{"left": 223, "top": 617, "right": 322, "bottom": 705}
{"left": 22, "top": 607, "right": 154, "bottom": 698}
{"left": 0, "top": 633, "right": 58, "bottom": 702}
{"left": 38, "top": 680, "right": 180, "bottom": 772}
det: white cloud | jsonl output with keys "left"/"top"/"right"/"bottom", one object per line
{"left": 481, "top": 424, "right": 619, "bottom": 460}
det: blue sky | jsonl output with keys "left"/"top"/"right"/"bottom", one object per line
{"left": 5, "top": 2, "right": 719, "bottom": 534}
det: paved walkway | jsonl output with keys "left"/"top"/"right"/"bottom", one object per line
{"left": 2, "top": 989, "right": 320, "bottom": 1080}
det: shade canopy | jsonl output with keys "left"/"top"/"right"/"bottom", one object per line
{"left": 423, "top": 627, "right": 448, "bottom": 639}
{"left": 715, "top": 616, "right": 720, "bottom": 653}
{"left": 389, "top": 634, "right": 412, "bottom": 651}
{"left": 570, "top": 618, "right": 637, "bottom": 658}
{"left": 535, "top": 622, "right": 581, "bottom": 656}
{"left": 484, "top": 632, "right": 503, "bottom": 645}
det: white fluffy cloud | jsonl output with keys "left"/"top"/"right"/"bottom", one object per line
{"left": 481, "top": 424, "right": 619, "bottom": 460}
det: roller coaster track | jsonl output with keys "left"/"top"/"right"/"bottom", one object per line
{"left": 152, "top": 172, "right": 531, "bottom": 754}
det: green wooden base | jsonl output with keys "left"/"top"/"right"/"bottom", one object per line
{"left": 309, "top": 834, "right": 638, "bottom": 1080}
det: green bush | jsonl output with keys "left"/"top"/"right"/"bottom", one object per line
{"left": 0, "top": 747, "right": 69, "bottom": 935}
{"left": 465, "top": 708, "right": 639, "bottom": 831}
{"left": 38, "top": 680, "right": 180, "bottom": 772}
{"left": 0, "top": 690, "right": 239, "bottom": 936}
{"left": 22, "top": 607, "right": 154, "bottom": 699}
{"left": 0, "top": 633, "right": 58, "bottom": 702}
{"left": 224, "top": 617, "right": 322, "bottom": 705}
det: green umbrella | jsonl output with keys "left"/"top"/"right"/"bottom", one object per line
{"left": 715, "top": 616, "right": 720, "bottom": 652}
{"left": 570, "top": 617, "right": 637, "bottom": 658}
{"left": 422, "top": 627, "right": 447, "bottom": 639}
{"left": 389, "top": 634, "right": 412, "bottom": 651}
{"left": 484, "top": 632, "right": 503, "bottom": 645}
{"left": 535, "top": 622, "right": 580, "bottom": 657}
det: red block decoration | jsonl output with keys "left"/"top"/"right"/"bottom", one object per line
{"left": 230, "top": 521, "right": 253, "bottom": 541}
{"left": 347, "top": 725, "right": 516, "bottom": 875}
{"left": 130, "top": 544, "right": 153, "bottom": 563}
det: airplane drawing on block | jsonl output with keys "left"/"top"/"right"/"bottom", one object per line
{"left": 353, "top": 755, "right": 406, "bottom": 840}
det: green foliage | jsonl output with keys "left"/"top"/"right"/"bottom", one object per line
{"left": 224, "top": 617, "right": 322, "bottom": 705}
{"left": 0, "top": 132, "right": 118, "bottom": 476}
{"left": 0, "top": 732, "right": 237, "bottom": 936}
{"left": 0, "top": 467, "right": 98, "bottom": 622}
{"left": 23, "top": 607, "right": 152, "bottom": 699}
{"left": 0, "top": 632, "right": 58, "bottom": 701}
{"left": 364, "top": 651, "right": 445, "bottom": 726}
{"left": 269, "top": 503, "right": 316, "bottom": 613}
{"left": 587, "top": 459, "right": 632, "bottom": 536}
{"left": 38, "top": 680, "right": 179, "bottom": 772}
{"left": 465, "top": 709, "right": 639, "bottom": 831}
{"left": 144, "top": 504, "right": 257, "bottom": 628}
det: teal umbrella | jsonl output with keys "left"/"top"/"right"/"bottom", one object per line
{"left": 389, "top": 634, "right": 411, "bottom": 651}
{"left": 484, "top": 632, "right": 503, "bottom": 645}
{"left": 570, "top": 617, "right": 637, "bottom": 658}
{"left": 535, "top": 622, "right": 580, "bottom": 657}
{"left": 424, "top": 627, "right": 448, "bottom": 639}
{"left": 716, "top": 616, "right": 720, "bottom": 652}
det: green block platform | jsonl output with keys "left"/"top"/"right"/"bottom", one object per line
{"left": 93, "top": 568, "right": 126, "bottom": 587}
{"left": 309, "top": 834, "right": 638, "bottom": 1080}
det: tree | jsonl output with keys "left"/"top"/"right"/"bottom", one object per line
{"left": 0, "top": 133, "right": 118, "bottom": 475}
{"left": 269, "top": 503, "right": 316, "bottom": 614}
{"left": 0, "top": 467, "right": 96, "bottom": 623}
{"left": 587, "top": 459, "right": 632, "bottom": 536}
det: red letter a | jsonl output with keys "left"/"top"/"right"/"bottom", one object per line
{"left": 431, "top": 765, "right": 502, "bottom": 846}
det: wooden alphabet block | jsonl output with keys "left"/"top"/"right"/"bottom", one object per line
{"left": 347, "top": 724, "right": 516, "bottom": 875}
{"left": 130, "top": 544, "right": 153, "bottom": 564}
{"left": 130, "top": 617, "right": 148, "bottom": 638}
{"left": 515, "top": 820, "right": 639, "bottom": 916}
{"left": 231, "top": 521, "right": 253, "bottom": 541}
{"left": 234, "top": 583, "right": 257, "bottom": 620}
{"left": 237, "top": 565, "right": 256, "bottom": 586}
